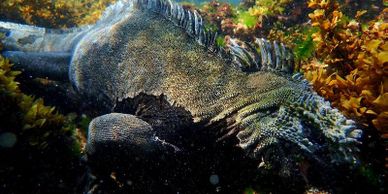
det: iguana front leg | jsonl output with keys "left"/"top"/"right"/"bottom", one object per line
{"left": 85, "top": 113, "right": 181, "bottom": 193}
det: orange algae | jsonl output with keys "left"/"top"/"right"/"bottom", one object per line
{"left": 306, "top": 0, "right": 387, "bottom": 129}
{"left": 303, "top": 0, "right": 388, "bottom": 162}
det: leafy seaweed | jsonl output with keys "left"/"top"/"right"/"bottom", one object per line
{"left": 293, "top": 27, "right": 318, "bottom": 61}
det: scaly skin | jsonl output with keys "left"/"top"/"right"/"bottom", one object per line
{"left": 69, "top": 0, "right": 361, "bottom": 170}
{"left": 0, "top": 0, "right": 362, "bottom": 189}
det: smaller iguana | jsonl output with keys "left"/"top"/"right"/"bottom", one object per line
{"left": 0, "top": 0, "right": 362, "bottom": 192}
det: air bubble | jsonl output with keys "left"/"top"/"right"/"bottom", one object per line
{"left": 0, "top": 132, "right": 17, "bottom": 148}
{"left": 209, "top": 174, "right": 219, "bottom": 185}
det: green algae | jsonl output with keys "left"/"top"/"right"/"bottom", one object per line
{"left": 236, "top": 10, "right": 258, "bottom": 28}
{"left": 293, "top": 27, "right": 318, "bottom": 61}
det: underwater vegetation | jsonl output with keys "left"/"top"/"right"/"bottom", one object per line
{"left": 197, "top": 0, "right": 311, "bottom": 41}
{"left": 0, "top": 50, "right": 83, "bottom": 193}
{"left": 0, "top": 0, "right": 115, "bottom": 28}
{"left": 305, "top": 0, "right": 388, "bottom": 130}
{"left": 302, "top": 0, "right": 388, "bottom": 161}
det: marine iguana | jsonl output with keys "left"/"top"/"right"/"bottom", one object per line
{"left": 0, "top": 0, "right": 362, "bottom": 192}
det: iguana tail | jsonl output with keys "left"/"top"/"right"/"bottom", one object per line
{"left": 0, "top": 21, "right": 90, "bottom": 80}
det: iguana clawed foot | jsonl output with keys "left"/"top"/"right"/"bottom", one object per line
{"left": 85, "top": 113, "right": 181, "bottom": 193}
